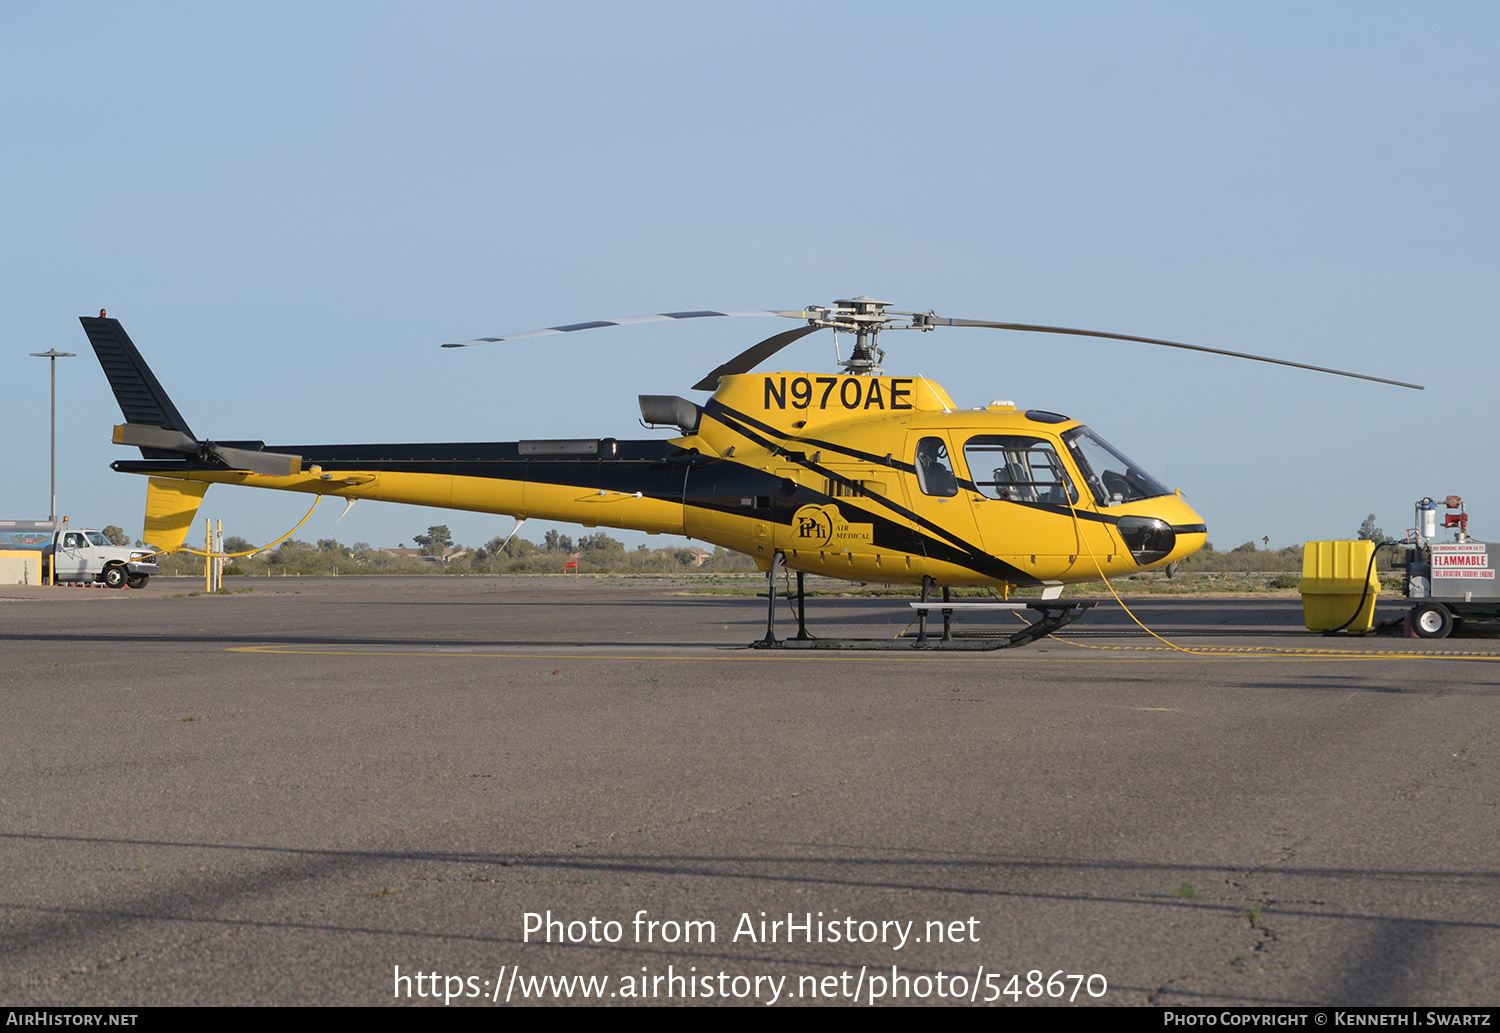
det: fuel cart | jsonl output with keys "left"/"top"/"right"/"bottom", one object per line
{"left": 1400, "top": 495, "right": 1496, "bottom": 639}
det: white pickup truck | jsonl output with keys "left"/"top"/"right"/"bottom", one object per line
{"left": 41, "top": 529, "right": 159, "bottom": 588}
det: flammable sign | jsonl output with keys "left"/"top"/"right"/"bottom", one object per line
{"left": 1432, "top": 543, "right": 1495, "bottom": 579}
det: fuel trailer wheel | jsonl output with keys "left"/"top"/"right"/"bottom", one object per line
{"left": 1413, "top": 603, "right": 1453, "bottom": 639}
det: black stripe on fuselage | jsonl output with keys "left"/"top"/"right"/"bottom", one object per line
{"left": 703, "top": 408, "right": 970, "bottom": 553}
{"left": 706, "top": 399, "right": 1139, "bottom": 528}
{"left": 703, "top": 399, "right": 919, "bottom": 474}
{"left": 114, "top": 439, "right": 702, "bottom": 508}
{"left": 694, "top": 407, "right": 1034, "bottom": 583}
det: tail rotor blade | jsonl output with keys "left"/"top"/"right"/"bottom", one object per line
{"left": 112, "top": 424, "right": 301, "bottom": 475}
{"left": 113, "top": 423, "right": 199, "bottom": 453}
{"left": 210, "top": 446, "right": 303, "bottom": 477}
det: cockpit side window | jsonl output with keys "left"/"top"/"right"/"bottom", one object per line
{"left": 963, "top": 435, "right": 1078, "bottom": 505}
{"left": 914, "top": 437, "right": 958, "bottom": 497}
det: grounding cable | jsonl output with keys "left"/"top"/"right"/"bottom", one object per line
{"left": 168, "top": 495, "right": 323, "bottom": 560}
{"left": 1040, "top": 483, "right": 1499, "bottom": 661}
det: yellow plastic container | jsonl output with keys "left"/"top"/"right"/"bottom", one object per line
{"left": 1299, "top": 540, "right": 1380, "bottom": 633}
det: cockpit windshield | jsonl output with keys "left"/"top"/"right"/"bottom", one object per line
{"left": 1062, "top": 426, "right": 1171, "bottom": 507}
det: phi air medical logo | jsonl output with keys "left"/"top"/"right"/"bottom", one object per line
{"left": 792, "top": 504, "right": 873, "bottom": 549}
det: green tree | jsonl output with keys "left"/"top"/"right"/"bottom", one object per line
{"left": 543, "top": 530, "right": 573, "bottom": 552}
{"left": 1358, "top": 514, "right": 1386, "bottom": 542}
{"left": 223, "top": 535, "right": 254, "bottom": 554}
{"left": 101, "top": 525, "right": 127, "bottom": 545}
{"left": 577, "top": 532, "right": 624, "bottom": 558}
{"left": 501, "top": 535, "right": 537, "bottom": 559}
{"left": 413, "top": 525, "right": 453, "bottom": 556}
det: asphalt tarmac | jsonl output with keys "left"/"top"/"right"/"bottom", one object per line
{"left": 1, "top": 575, "right": 1495, "bottom": 1007}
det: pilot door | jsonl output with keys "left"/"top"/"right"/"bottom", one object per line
{"left": 955, "top": 433, "right": 1118, "bottom": 581}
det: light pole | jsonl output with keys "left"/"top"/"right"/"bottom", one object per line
{"left": 30, "top": 348, "right": 76, "bottom": 523}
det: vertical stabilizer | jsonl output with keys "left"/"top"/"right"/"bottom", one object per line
{"left": 80, "top": 316, "right": 196, "bottom": 459}
{"left": 144, "top": 477, "right": 210, "bottom": 552}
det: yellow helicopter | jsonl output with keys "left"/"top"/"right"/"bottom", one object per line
{"left": 81, "top": 298, "right": 1422, "bottom": 650}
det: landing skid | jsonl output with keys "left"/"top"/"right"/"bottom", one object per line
{"left": 751, "top": 555, "right": 1098, "bottom": 651}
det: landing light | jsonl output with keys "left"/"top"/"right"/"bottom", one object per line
{"left": 1116, "top": 516, "right": 1176, "bottom": 565}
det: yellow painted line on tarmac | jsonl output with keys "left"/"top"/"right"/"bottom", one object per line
{"left": 1049, "top": 639, "right": 1500, "bottom": 660}
{"left": 224, "top": 644, "right": 1500, "bottom": 664}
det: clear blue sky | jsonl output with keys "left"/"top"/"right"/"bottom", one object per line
{"left": 3, "top": 2, "right": 1495, "bottom": 553}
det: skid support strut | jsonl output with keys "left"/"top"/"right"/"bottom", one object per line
{"left": 913, "top": 578, "right": 957, "bottom": 645}
{"left": 751, "top": 567, "right": 1099, "bottom": 651}
{"left": 793, "top": 570, "right": 811, "bottom": 641}
{"left": 758, "top": 552, "right": 784, "bottom": 646}
{"left": 759, "top": 555, "right": 814, "bottom": 644}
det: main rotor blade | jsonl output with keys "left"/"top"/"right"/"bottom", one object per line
{"left": 933, "top": 318, "right": 1424, "bottom": 390}
{"left": 692, "top": 324, "right": 824, "bottom": 391}
{"left": 443, "top": 309, "right": 807, "bottom": 348}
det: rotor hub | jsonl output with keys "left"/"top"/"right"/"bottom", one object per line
{"left": 807, "top": 297, "right": 897, "bottom": 375}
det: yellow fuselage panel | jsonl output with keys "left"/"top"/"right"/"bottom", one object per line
{"left": 167, "top": 467, "right": 689, "bottom": 537}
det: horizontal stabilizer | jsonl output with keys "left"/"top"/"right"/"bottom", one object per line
{"left": 112, "top": 423, "right": 302, "bottom": 476}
